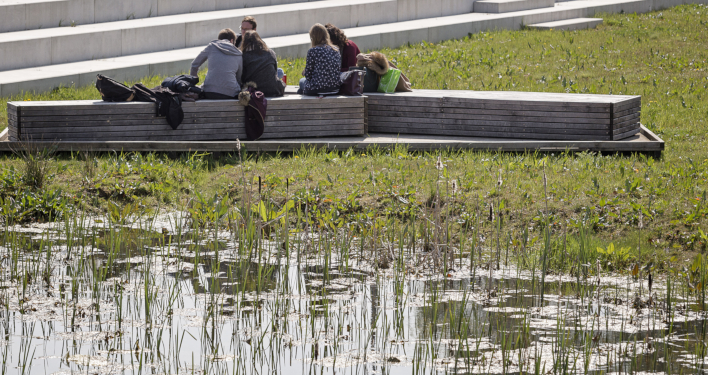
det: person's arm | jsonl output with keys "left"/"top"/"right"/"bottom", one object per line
{"left": 235, "top": 55, "right": 243, "bottom": 87}
{"left": 270, "top": 50, "right": 278, "bottom": 70}
{"left": 303, "top": 49, "right": 315, "bottom": 80}
{"left": 190, "top": 46, "right": 209, "bottom": 76}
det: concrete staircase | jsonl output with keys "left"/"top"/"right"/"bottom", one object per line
{"left": 527, "top": 17, "right": 603, "bottom": 29}
{"left": 0, "top": 0, "right": 322, "bottom": 33}
{"left": 0, "top": 0, "right": 702, "bottom": 98}
{"left": 474, "top": 0, "right": 555, "bottom": 13}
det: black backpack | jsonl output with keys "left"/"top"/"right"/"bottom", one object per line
{"left": 96, "top": 74, "right": 134, "bottom": 102}
{"left": 152, "top": 87, "right": 184, "bottom": 130}
{"left": 162, "top": 75, "right": 201, "bottom": 94}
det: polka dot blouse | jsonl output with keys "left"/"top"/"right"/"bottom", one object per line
{"left": 303, "top": 45, "right": 342, "bottom": 92}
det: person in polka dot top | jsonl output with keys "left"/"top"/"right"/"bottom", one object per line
{"left": 297, "top": 23, "right": 342, "bottom": 96}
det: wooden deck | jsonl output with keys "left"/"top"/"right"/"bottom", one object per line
{"left": 2, "top": 87, "right": 660, "bottom": 154}
{"left": 0, "top": 125, "right": 664, "bottom": 154}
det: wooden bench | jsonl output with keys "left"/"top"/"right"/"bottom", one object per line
{"left": 365, "top": 90, "right": 641, "bottom": 141}
{"left": 7, "top": 89, "right": 642, "bottom": 143}
{"left": 7, "top": 95, "right": 366, "bottom": 142}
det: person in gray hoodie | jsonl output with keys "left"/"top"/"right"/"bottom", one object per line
{"left": 190, "top": 28, "right": 243, "bottom": 99}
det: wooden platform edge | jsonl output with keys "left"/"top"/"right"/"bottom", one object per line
{"left": 0, "top": 126, "right": 664, "bottom": 154}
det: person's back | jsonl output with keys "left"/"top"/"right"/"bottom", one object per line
{"left": 241, "top": 31, "right": 285, "bottom": 97}
{"left": 298, "top": 24, "right": 341, "bottom": 96}
{"left": 191, "top": 28, "right": 243, "bottom": 99}
{"left": 325, "top": 23, "right": 360, "bottom": 72}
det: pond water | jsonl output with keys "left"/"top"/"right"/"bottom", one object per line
{"left": 0, "top": 215, "right": 706, "bottom": 374}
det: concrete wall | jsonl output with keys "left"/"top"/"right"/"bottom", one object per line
{"left": 0, "top": 0, "right": 324, "bottom": 32}
{"left": 0, "top": 0, "right": 477, "bottom": 71}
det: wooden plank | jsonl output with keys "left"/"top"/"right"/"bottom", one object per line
{"left": 22, "top": 117, "right": 245, "bottom": 128}
{"left": 263, "top": 119, "right": 364, "bottom": 127}
{"left": 366, "top": 126, "right": 611, "bottom": 141}
{"left": 369, "top": 110, "right": 611, "bottom": 125}
{"left": 613, "top": 106, "right": 640, "bottom": 119}
{"left": 367, "top": 98, "right": 612, "bottom": 113}
{"left": 614, "top": 98, "right": 641, "bottom": 112}
{"left": 368, "top": 116, "right": 611, "bottom": 130}
{"left": 22, "top": 123, "right": 242, "bottom": 134}
{"left": 368, "top": 105, "right": 444, "bottom": 113}
{"left": 22, "top": 111, "right": 244, "bottom": 123}
{"left": 442, "top": 96, "right": 610, "bottom": 109}
{"left": 0, "top": 128, "right": 8, "bottom": 142}
{"left": 0, "top": 125, "right": 664, "bottom": 153}
{"left": 266, "top": 107, "right": 363, "bottom": 116}
{"left": 368, "top": 121, "right": 610, "bottom": 136}
{"left": 21, "top": 107, "right": 156, "bottom": 116}
{"left": 613, "top": 127, "right": 641, "bottom": 140}
{"left": 20, "top": 129, "right": 246, "bottom": 140}
{"left": 613, "top": 112, "right": 640, "bottom": 124}
{"left": 612, "top": 115, "right": 640, "bottom": 130}
{"left": 613, "top": 122, "right": 640, "bottom": 135}
{"left": 263, "top": 124, "right": 364, "bottom": 133}
{"left": 261, "top": 129, "right": 364, "bottom": 139}
{"left": 439, "top": 107, "right": 611, "bottom": 119}
{"left": 9, "top": 100, "right": 149, "bottom": 110}
{"left": 20, "top": 128, "right": 365, "bottom": 142}
{"left": 266, "top": 113, "right": 365, "bottom": 122}
{"left": 18, "top": 134, "right": 245, "bottom": 142}
{"left": 267, "top": 102, "right": 362, "bottom": 110}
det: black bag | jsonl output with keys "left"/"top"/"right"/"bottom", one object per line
{"left": 339, "top": 70, "right": 365, "bottom": 96}
{"left": 132, "top": 83, "right": 156, "bottom": 104}
{"left": 349, "top": 66, "right": 378, "bottom": 93}
{"left": 162, "top": 75, "right": 202, "bottom": 94}
{"left": 152, "top": 87, "right": 184, "bottom": 130}
{"left": 96, "top": 74, "right": 134, "bottom": 102}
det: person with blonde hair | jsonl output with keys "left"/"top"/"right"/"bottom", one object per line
{"left": 190, "top": 28, "right": 243, "bottom": 99}
{"left": 240, "top": 30, "right": 285, "bottom": 97}
{"left": 297, "top": 23, "right": 341, "bottom": 96}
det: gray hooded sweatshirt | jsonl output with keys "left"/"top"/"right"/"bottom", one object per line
{"left": 190, "top": 39, "right": 243, "bottom": 97}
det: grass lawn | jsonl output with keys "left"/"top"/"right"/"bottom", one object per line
{"left": 1, "top": 4, "right": 708, "bottom": 274}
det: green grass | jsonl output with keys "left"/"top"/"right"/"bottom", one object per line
{"left": 2, "top": 5, "right": 708, "bottom": 272}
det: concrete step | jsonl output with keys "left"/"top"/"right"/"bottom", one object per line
{"left": 0, "top": 0, "right": 476, "bottom": 72}
{"left": 474, "top": 0, "right": 555, "bottom": 13}
{"left": 527, "top": 17, "right": 603, "bottom": 30}
{"left": 0, "top": 0, "right": 320, "bottom": 33}
{"left": 0, "top": 0, "right": 699, "bottom": 98}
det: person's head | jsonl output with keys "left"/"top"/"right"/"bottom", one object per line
{"left": 325, "top": 23, "right": 348, "bottom": 52}
{"left": 217, "top": 28, "right": 237, "bottom": 44}
{"left": 240, "top": 30, "right": 269, "bottom": 52}
{"left": 309, "top": 23, "right": 337, "bottom": 50}
{"left": 240, "top": 16, "right": 257, "bottom": 38}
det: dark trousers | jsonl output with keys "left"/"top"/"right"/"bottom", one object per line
{"left": 203, "top": 92, "right": 235, "bottom": 99}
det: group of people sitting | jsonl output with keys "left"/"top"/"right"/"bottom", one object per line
{"left": 190, "top": 16, "right": 363, "bottom": 99}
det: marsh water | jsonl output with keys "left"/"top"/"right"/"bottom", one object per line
{"left": 0, "top": 214, "right": 706, "bottom": 375}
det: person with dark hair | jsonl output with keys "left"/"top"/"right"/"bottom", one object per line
{"left": 235, "top": 16, "right": 257, "bottom": 49}
{"left": 297, "top": 23, "right": 341, "bottom": 96}
{"left": 190, "top": 28, "right": 243, "bottom": 99}
{"left": 240, "top": 30, "right": 285, "bottom": 97}
{"left": 325, "top": 23, "right": 360, "bottom": 72}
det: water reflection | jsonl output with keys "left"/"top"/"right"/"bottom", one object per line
{"left": 0, "top": 222, "right": 706, "bottom": 375}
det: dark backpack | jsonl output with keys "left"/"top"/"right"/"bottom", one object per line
{"left": 96, "top": 74, "right": 134, "bottom": 102}
{"left": 162, "top": 75, "right": 201, "bottom": 94}
{"left": 132, "top": 83, "right": 156, "bottom": 104}
{"left": 152, "top": 87, "right": 184, "bottom": 130}
{"left": 349, "top": 67, "right": 379, "bottom": 93}
{"left": 339, "top": 70, "right": 365, "bottom": 96}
